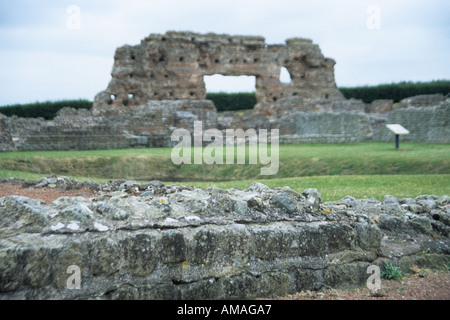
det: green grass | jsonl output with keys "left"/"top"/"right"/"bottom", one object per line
{"left": 0, "top": 142, "right": 448, "bottom": 180}
{"left": 0, "top": 142, "right": 449, "bottom": 202}
{"left": 182, "top": 174, "right": 450, "bottom": 202}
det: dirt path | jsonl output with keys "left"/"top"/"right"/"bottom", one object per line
{"left": 279, "top": 270, "right": 449, "bottom": 300}
{"left": 0, "top": 182, "right": 96, "bottom": 204}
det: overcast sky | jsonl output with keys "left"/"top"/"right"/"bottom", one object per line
{"left": 0, "top": 0, "right": 449, "bottom": 105}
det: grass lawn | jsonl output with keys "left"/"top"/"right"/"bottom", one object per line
{"left": 184, "top": 174, "right": 450, "bottom": 202}
{"left": 0, "top": 142, "right": 449, "bottom": 201}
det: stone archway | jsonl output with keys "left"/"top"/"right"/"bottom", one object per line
{"left": 93, "top": 31, "right": 344, "bottom": 111}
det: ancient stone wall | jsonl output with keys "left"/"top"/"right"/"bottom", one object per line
{"left": 399, "top": 94, "right": 445, "bottom": 108}
{"left": 0, "top": 100, "right": 218, "bottom": 151}
{"left": 1, "top": 99, "right": 449, "bottom": 151}
{"left": 218, "top": 98, "right": 450, "bottom": 144}
{"left": 1, "top": 178, "right": 449, "bottom": 299}
{"left": 373, "top": 102, "right": 450, "bottom": 143}
{"left": 92, "top": 31, "right": 344, "bottom": 111}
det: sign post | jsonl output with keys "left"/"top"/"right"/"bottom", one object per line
{"left": 386, "top": 124, "right": 409, "bottom": 150}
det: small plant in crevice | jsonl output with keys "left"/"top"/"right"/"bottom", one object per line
{"left": 381, "top": 262, "right": 403, "bottom": 281}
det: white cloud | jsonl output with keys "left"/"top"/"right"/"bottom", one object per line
{"left": 0, "top": 49, "right": 112, "bottom": 105}
{"left": 204, "top": 75, "right": 256, "bottom": 93}
{"left": 0, "top": 0, "right": 449, "bottom": 104}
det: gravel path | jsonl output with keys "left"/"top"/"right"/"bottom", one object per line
{"left": 0, "top": 182, "right": 96, "bottom": 203}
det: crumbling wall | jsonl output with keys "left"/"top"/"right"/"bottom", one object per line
{"left": 0, "top": 178, "right": 449, "bottom": 299}
{"left": 399, "top": 94, "right": 445, "bottom": 108}
{"left": 92, "top": 31, "right": 344, "bottom": 111}
{"left": 373, "top": 102, "right": 450, "bottom": 143}
{"left": 0, "top": 100, "right": 217, "bottom": 151}
{"left": 1, "top": 99, "right": 449, "bottom": 151}
{"left": 218, "top": 99, "right": 450, "bottom": 144}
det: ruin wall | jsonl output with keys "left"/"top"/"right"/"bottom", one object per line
{"left": 92, "top": 31, "right": 343, "bottom": 112}
{"left": 1, "top": 31, "right": 449, "bottom": 151}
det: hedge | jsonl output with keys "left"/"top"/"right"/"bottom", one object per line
{"left": 0, "top": 99, "right": 92, "bottom": 120}
{"left": 1, "top": 80, "right": 448, "bottom": 118}
{"left": 338, "top": 80, "right": 450, "bottom": 103}
{"left": 206, "top": 92, "right": 256, "bottom": 112}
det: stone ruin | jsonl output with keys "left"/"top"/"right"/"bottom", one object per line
{"left": 92, "top": 31, "right": 343, "bottom": 113}
{"left": 0, "top": 32, "right": 449, "bottom": 299}
{"left": 0, "top": 176, "right": 449, "bottom": 299}
{"left": 0, "top": 31, "right": 449, "bottom": 151}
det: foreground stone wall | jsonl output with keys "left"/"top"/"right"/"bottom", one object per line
{"left": 1, "top": 178, "right": 449, "bottom": 299}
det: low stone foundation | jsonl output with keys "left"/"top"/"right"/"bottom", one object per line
{"left": 2, "top": 97, "right": 449, "bottom": 152}
{"left": 0, "top": 100, "right": 218, "bottom": 151}
{"left": 1, "top": 178, "right": 449, "bottom": 299}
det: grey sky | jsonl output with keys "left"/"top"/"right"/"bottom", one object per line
{"left": 0, "top": 0, "right": 449, "bottom": 105}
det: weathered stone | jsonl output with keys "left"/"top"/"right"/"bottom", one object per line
{"left": 437, "top": 195, "right": 450, "bottom": 205}
{"left": 431, "top": 211, "right": 450, "bottom": 227}
{"left": 399, "top": 94, "right": 445, "bottom": 108}
{"left": 59, "top": 203, "right": 94, "bottom": 222}
{"left": 302, "top": 188, "right": 322, "bottom": 211}
{"left": 384, "top": 195, "right": 399, "bottom": 204}
{"left": 378, "top": 214, "right": 407, "bottom": 232}
{"left": 408, "top": 217, "right": 433, "bottom": 235}
{"left": 93, "top": 31, "right": 343, "bottom": 110}
{"left": 372, "top": 102, "right": 450, "bottom": 143}
{"left": 0, "top": 196, "right": 49, "bottom": 229}
{"left": 382, "top": 202, "right": 405, "bottom": 215}
{"left": 52, "top": 196, "right": 90, "bottom": 209}
{"left": 139, "top": 190, "right": 154, "bottom": 198}
{"left": 415, "top": 195, "right": 439, "bottom": 201}
{"left": 247, "top": 196, "right": 263, "bottom": 209}
{"left": 247, "top": 182, "right": 270, "bottom": 193}
{"left": 367, "top": 99, "right": 393, "bottom": 113}
{"left": 147, "top": 180, "right": 165, "bottom": 189}
{"left": 95, "top": 202, "right": 129, "bottom": 221}
{"left": 339, "top": 196, "right": 358, "bottom": 208}
{"left": 399, "top": 198, "right": 416, "bottom": 206}
{"left": 417, "top": 199, "right": 437, "bottom": 212}
{"left": 270, "top": 192, "right": 297, "bottom": 214}
{"left": 1, "top": 178, "right": 449, "bottom": 300}
{"left": 355, "top": 223, "right": 383, "bottom": 251}
{"left": 409, "top": 203, "right": 424, "bottom": 214}
{"left": 118, "top": 180, "right": 140, "bottom": 191}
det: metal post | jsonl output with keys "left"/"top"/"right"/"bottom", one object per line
{"left": 395, "top": 134, "right": 399, "bottom": 149}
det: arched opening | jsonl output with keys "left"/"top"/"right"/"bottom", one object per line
{"left": 203, "top": 75, "right": 256, "bottom": 93}
{"left": 203, "top": 75, "right": 257, "bottom": 111}
{"left": 279, "top": 67, "right": 292, "bottom": 84}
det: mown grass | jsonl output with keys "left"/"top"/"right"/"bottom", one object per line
{"left": 183, "top": 174, "right": 450, "bottom": 202}
{"left": 0, "top": 142, "right": 449, "bottom": 201}
{"left": 0, "top": 142, "right": 448, "bottom": 181}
